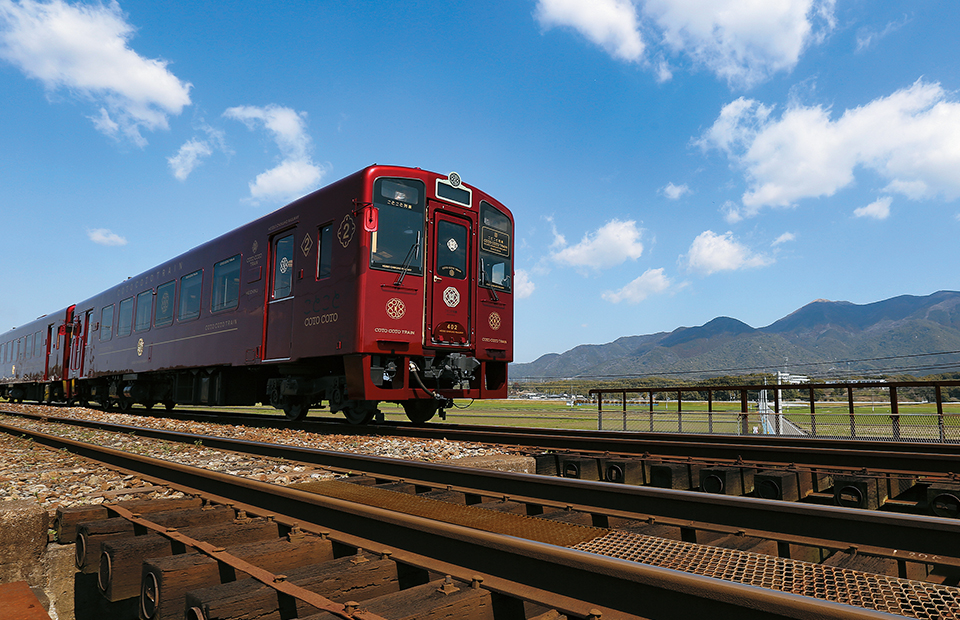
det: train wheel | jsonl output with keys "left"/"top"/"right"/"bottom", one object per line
{"left": 117, "top": 398, "right": 132, "bottom": 413}
{"left": 282, "top": 397, "right": 310, "bottom": 421}
{"left": 342, "top": 401, "right": 376, "bottom": 425}
{"left": 164, "top": 401, "right": 176, "bottom": 411}
{"left": 402, "top": 400, "right": 438, "bottom": 424}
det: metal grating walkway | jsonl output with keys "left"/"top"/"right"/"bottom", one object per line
{"left": 295, "top": 479, "right": 960, "bottom": 618}
{"left": 575, "top": 530, "right": 960, "bottom": 619}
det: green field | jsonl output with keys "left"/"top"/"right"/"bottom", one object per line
{"left": 56, "top": 397, "right": 960, "bottom": 440}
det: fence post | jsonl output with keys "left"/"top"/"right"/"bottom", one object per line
{"left": 847, "top": 386, "right": 856, "bottom": 439}
{"left": 622, "top": 390, "right": 627, "bottom": 432}
{"left": 937, "top": 384, "right": 946, "bottom": 443}
{"left": 740, "top": 389, "right": 749, "bottom": 435}
{"left": 890, "top": 386, "right": 900, "bottom": 440}
{"left": 809, "top": 387, "right": 817, "bottom": 437}
{"left": 649, "top": 391, "right": 654, "bottom": 432}
{"left": 597, "top": 392, "right": 603, "bottom": 431}
{"left": 707, "top": 389, "right": 714, "bottom": 434}
{"left": 773, "top": 387, "right": 781, "bottom": 435}
{"left": 677, "top": 390, "right": 683, "bottom": 433}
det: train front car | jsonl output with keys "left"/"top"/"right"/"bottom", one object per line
{"left": 282, "top": 166, "right": 514, "bottom": 424}
{"left": 359, "top": 168, "right": 513, "bottom": 423}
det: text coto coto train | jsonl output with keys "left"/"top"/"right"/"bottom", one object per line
{"left": 0, "top": 165, "right": 514, "bottom": 424}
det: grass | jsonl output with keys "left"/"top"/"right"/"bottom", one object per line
{"left": 31, "top": 396, "right": 960, "bottom": 440}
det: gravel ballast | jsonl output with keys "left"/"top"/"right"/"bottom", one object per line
{"left": 0, "top": 403, "right": 513, "bottom": 514}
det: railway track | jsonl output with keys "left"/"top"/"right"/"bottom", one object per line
{"left": 3, "top": 407, "right": 960, "bottom": 618}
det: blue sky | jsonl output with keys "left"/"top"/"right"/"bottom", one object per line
{"left": 2, "top": 1, "right": 959, "bottom": 364}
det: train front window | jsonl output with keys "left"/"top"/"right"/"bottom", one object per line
{"left": 370, "top": 178, "right": 425, "bottom": 275}
{"left": 436, "top": 220, "right": 467, "bottom": 279}
{"left": 479, "top": 201, "right": 512, "bottom": 292}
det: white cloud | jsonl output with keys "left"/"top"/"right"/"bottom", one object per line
{"left": 683, "top": 230, "right": 771, "bottom": 275}
{"left": 720, "top": 200, "right": 744, "bottom": 224}
{"left": 534, "top": 0, "right": 835, "bottom": 87}
{"left": 87, "top": 228, "right": 126, "bottom": 246}
{"left": 643, "top": 0, "right": 836, "bottom": 88}
{"left": 698, "top": 80, "right": 960, "bottom": 214}
{"left": 854, "top": 196, "right": 892, "bottom": 220}
{"left": 855, "top": 16, "right": 908, "bottom": 53}
{"left": 550, "top": 219, "right": 645, "bottom": 270}
{"left": 224, "top": 104, "right": 328, "bottom": 203}
{"left": 662, "top": 182, "right": 690, "bottom": 200}
{"left": 0, "top": 0, "right": 191, "bottom": 146}
{"left": 168, "top": 138, "right": 213, "bottom": 181}
{"left": 534, "top": 0, "right": 645, "bottom": 62}
{"left": 772, "top": 232, "right": 796, "bottom": 246}
{"left": 514, "top": 269, "right": 535, "bottom": 299}
{"left": 247, "top": 159, "right": 325, "bottom": 202}
{"left": 602, "top": 267, "right": 671, "bottom": 303}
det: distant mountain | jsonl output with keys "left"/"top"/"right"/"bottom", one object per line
{"left": 510, "top": 291, "right": 960, "bottom": 380}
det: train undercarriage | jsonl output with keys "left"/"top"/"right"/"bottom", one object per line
{"left": 2, "top": 351, "right": 500, "bottom": 425}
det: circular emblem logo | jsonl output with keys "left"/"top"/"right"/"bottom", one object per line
{"left": 338, "top": 213, "right": 356, "bottom": 248}
{"left": 446, "top": 238, "right": 458, "bottom": 252}
{"left": 386, "top": 298, "right": 406, "bottom": 319}
{"left": 443, "top": 287, "right": 460, "bottom": 308}
{"left": 160, "top": 291, "right": 170, "bottom": 314}
{"left": 252, "top": 240, "right": 259, "bottom": 253}
{"left": 279, "top": 256, "right": 290, "bottom": 274}
{"left": 489, "top": 312, "right": 502, "bottom": 331}
{"left": 137, "top": 338, "right": 144, "bottom": 356}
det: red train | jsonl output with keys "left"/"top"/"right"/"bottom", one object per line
{"left": 0, "top": 166, "right": 514, "bottom": 423}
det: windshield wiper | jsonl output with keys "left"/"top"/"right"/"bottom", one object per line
{"left": 394, "top": 231, "right": 421, "bottom": 286}
{"left": 480, "top": 258, "right": 499, "bottom": 301}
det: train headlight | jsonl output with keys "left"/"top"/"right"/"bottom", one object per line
{"left": 448, "top": 172, "right": 461, "bottom": 187}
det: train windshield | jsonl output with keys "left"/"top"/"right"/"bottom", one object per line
{"left": 370, "top": 178, "right": 425, "bottom": 275}
{"left": 479, "top": 201, "right": 512, "bottom": 292}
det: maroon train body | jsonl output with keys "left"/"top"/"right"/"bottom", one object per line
{"left": 0, "top": 166, "right": 514, "bottom": 423}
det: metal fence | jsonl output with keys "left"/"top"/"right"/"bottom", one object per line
{"left": 588, "top": 380, "right": 960, "bottom": 443}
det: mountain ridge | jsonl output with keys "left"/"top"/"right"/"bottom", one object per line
{"left": 511, "top": 290, "right": 960, "bottom": 380}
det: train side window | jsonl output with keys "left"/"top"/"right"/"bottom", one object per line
{"left": 155, "top": 281, "right": 175, "bottom": 327}
{"left": 178, "top": 270, "right": 203, "bottom": 321}
{"left": 24, "top": 334, "right": 32, "bottom": 360}
{"left": 317, "top": 224, "right": 333, "bottom": 280}
{"left": 100, "top": 305, "right": 114, "bottom": 341}
{"left": 479, "top": 201, "right": 513, "bottom": 293}
{"left": 212, "top": 255, "right": 241, "bottom": 312}
{"left": 135, "top": 290, "right": 153, "bottom": 332}
{"left": 272, "top": 235, "right": 294, "bottom": 299}
{"left": 34, "top": 331, "right": 42, "bottom": 357}
{"left": 117, "top": 297, "right": 134, "bottom": 337}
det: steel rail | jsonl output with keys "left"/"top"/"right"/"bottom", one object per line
{"left": 3, "top": 414, "right": 960, "bottom": 569}
{"left": 0, "top": 421, "right": 904, "bottom": 620}
{"left": 6, "top": 407, "right": 960, "bottom": 477}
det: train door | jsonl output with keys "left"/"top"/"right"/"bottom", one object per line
{"left": 43, "top": 323, "right": 54, "bottom": 381}
{"left": 69, "top": 310, "right": 92, "bottom": 378}
{"left": 263, "top": 229, "right": 297, "bottom": 361}
{"left": 426, "top": 209, "right": 472, "bottom": 346}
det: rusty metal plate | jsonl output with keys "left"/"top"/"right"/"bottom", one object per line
{"left": 293, "top": 479, "right": 606, "bottom": 548}
{"left": 574, "top": 530, "right": 960, "bottom": 619}
{"left": 0, "top": 581, "right": 53, "bottom": 620}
